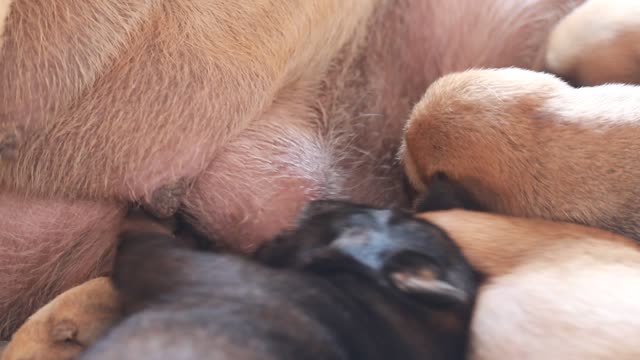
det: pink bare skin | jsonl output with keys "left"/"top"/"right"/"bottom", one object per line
{"left": 0, "top": 0, "right": 581, "bottom": 338}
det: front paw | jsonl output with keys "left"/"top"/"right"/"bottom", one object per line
{"left": 1, "top": 277, "right": 121, "bottom": 360}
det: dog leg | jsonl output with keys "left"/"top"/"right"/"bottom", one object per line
{"left": 545, "top": 0, "right": 640, "bottom": 86}
{"left": 401, "top": 67, "right": 640, "bottom": 240}
{"left": 1, "top": 210, "right": 178, "bottom": 360}
{"left": 418, "top": 210, "right": 640, "bottom": 360}
{"left": 1, "top": 277, "right": 120, "bottom": 360}
{"left": 417, "top": 209, "right": 637, "bottom": 277}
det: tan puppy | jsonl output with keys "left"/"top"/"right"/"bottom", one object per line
{"left": 1, "top": 277, "right": 120, "bottom": 360}
{"left": 545, "top": 0, "right": 640, "bottom": 86}
{"left": 402, "top": 67, "right": 640, "bottom": 240}
{"left": 417, "top": 209, "right": 640, "bottom": 359}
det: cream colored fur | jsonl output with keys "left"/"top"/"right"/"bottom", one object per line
{"left": 0, "top": 0, "right": 11, "bottom": 50}
{"left": 545, "top": 0, "right": 640, "bottom": 85}
{"left": 419, "top": 210, "right": 640, "bottom": 359}
{"left": 402, "top": 67, "right": 640, "bottom": 240}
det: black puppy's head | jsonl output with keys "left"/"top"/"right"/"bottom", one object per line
{"left": 255, "top": 199, "right": 477, "bottom": 308}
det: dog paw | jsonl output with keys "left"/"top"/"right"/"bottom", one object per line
{"left": 1, "top": 277, "right": 121, "bottom": 360}
{"left": 400, "top": 67, "right": 562, "bottom": 199}
{"left": 545, "top": 0, "right": 640, "bottom": 86}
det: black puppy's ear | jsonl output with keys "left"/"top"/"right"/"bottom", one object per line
{"left": 384, "top": 252, "right": 471, "bottom": 307}
{"left": 414, "top": 172, "right": 485, "bottom": 212}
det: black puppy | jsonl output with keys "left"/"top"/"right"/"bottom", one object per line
{"left": 80, "top": 201, "right": 478, "bottom": 360}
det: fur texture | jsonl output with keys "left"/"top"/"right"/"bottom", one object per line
{"left": 545, "top": 0, "right": 640, "bottom": 86}
{"left": 0, "top": 0, "right": 580, "bottom": 337}
{"left": 0, "top": 194, "right": 124, "bottom": 339}
{"left": 402, "top": 67, "right": 640, "bottom": 240}
{"left": 78, "top": 202, "right": 476, "bottom": 359}
{"left": 0, "top": 0, "right": 10, "bottom": 50}
{"left": 0, "top": 212, "right": 177, "bottom": 360}
{"left": 1, "top": 278, "right": 120, "bottom": 360}
{"left": 418, "top": 210, "right": 640, "bottom": 359}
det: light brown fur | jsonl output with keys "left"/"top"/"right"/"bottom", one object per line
{"left": 545, "top": 0, "right": 640, "bottom": 86}
{"left": 0, "top": 194, "right": 124, "bottom": 340}
{"left": 402, "top": 67, "right": 640, "bottom": 240}
{"left": 418, "top": 210, "right": 640, "bottom": 359}
{"left": 1, "top": 213, "right": 175, "bottom": 360}
{"left": 0, "top": 0, "right": 10, "bottom": 50}
{"left": 0, "top": 0, "right": 375, "bottom": 201}
{"left": 0, "top": 0, "right": 581, "bottom": 338}
{"left": 1, "top": 278, "right": 120, "bottom": 360}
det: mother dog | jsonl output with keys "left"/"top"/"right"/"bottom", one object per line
{"left": 0, "top": 0, "right": 582, "bottom": 337}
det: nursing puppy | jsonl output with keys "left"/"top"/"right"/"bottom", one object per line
{"left": 545, "top": 0, "right": 640, "bottom": 86}
{"left": 413, "top": 177, "right": 640, "bottom": 359}
{"left": 76, "top": 202, "right": 477, "bottom": 360}
{"left": 0, "top": 0, "right": 582, "bottom": 337}
{"left": 401, "top": 67, "right": 640, "bottom": 240}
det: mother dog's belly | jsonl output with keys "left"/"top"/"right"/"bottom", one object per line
{"left": 182, "top": 95, "right": 335, "bottom": 251}
{"left": 0, "top": 0, "right": 582, "bottom": 250}
{"left": 186, "top": 0, "right": 583, "bottom": 250}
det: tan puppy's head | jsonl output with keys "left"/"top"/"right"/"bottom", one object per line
{"left": 400, "top": 67, "right": 640, "bottom": 240}
{"left": 545, "top": 0, "right": 640, "bottom": 86}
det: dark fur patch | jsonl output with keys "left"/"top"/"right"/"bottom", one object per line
{"left": 414, "top": 172, "right": 486, "bottom": 213}
{"left": 81, "top": 201, "right": 477, "bottom": 360}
